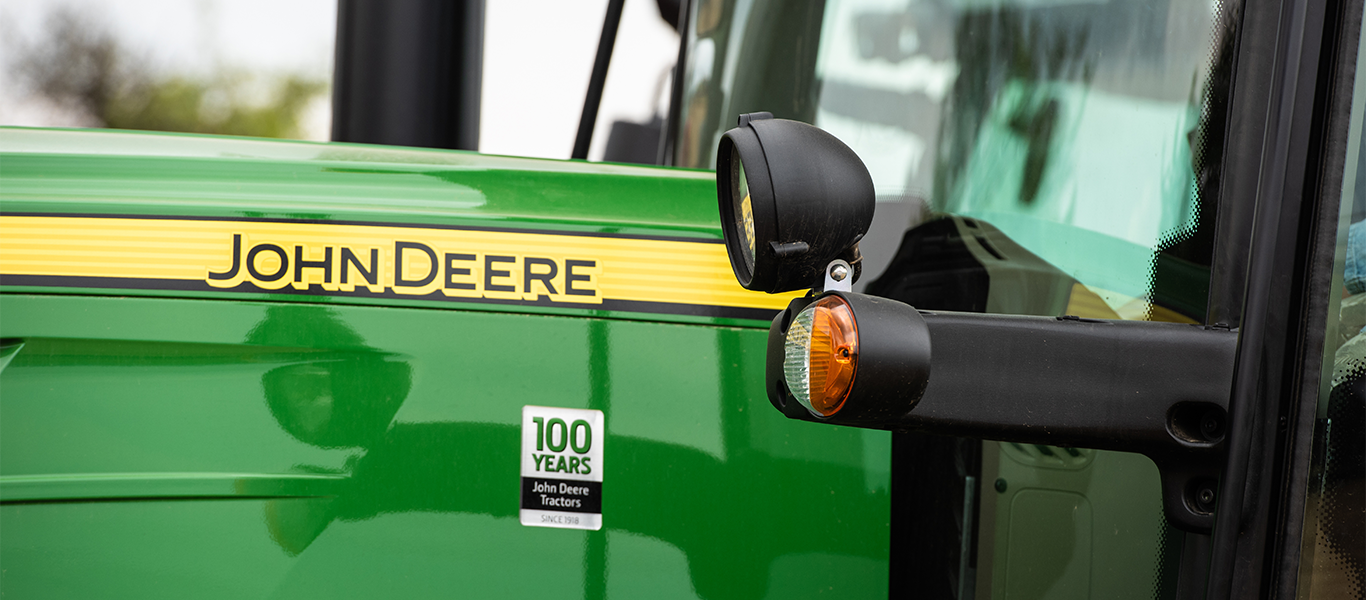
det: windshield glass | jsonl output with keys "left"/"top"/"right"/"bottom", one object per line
{"left": 676, "top": 0, "right": 1238, "bottom": 323}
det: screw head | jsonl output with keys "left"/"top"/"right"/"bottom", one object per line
{"left": 1200, "top": 410, "right": 1223, "bottom": 439}
{"left": 830, "top": 264, "right": 849, "bottom": 282}
{"left": 1198, "top": 488, "right": 1215, "bottom": 506}
{"left": 994, "top": 478, "right": 1008, "bottom": 494}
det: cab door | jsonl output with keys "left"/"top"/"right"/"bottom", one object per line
{"left": 671, "top": 0, "right": 1363, "bottom": 597}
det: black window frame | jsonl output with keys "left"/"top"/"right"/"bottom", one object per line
{"left": 1208, "top": 0, "right": 1364, "bottom": 597}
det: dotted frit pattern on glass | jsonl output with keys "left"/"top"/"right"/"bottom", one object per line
{"left": 1316, "top": 354, "right": 1366, "bottom": 600}
{"left": 1144, "top": 0, "right": 1233, "bottom": 324}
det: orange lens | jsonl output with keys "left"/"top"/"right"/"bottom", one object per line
{"left": 784, "top": 295, "right": 859, "bottom": 417}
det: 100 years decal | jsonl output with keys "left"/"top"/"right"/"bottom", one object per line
{"left": 520, "top": 405, "right": 604, "bottom": 530}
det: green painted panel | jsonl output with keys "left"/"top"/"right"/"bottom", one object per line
{"left": 0, "top": 128, "right": 786, "bottom": 328}
{"left": 0, "top": 128, "right": 719, "bottom": 238}
{"left": 0, "top": 294, "right": 889, "bottom": 599}
{"left": 2, "top": 500, "right": 299, "bottom": 598}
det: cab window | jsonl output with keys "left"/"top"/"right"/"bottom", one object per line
{"left": 677, "top": 0, "right": 1238, "bottom": 323}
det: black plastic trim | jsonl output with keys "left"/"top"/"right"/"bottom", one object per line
{"left": 1268, "top": 0, "right": 1365, "bottom": 597}
{"left": 331, "top": 0, "right": 484, "bottom": 151}
{"left": 716, "top": 125, "right": 777, "bottom": 288}
{"left": 1208, "top": 0, "right": 1340, "bottom": 593}
{"left": 769, "top": 304, "right": 1238, "bottom": 532}
{"left": 572, "top": 0, "right": 626, "bottom": 160}
{"left": 1209, "top": 0, "right": 1259, "bottom": 329}
{"left": 660, "top": 0, "right": 691, "bottom": 166}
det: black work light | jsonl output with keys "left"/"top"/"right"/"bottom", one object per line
{"left": 715, "top": 113, "right": 925, "bottom": 423}
{"left": 716, "top": 113, "right": 875, "bottom": 293}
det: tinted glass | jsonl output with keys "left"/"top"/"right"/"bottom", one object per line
{"left": 1300, "top": 8, "right": 1366, "bottom": 597}
{"left": 678, "top": 0, "right": 1237, "bottom": 324}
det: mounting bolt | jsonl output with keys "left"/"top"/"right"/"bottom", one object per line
{"left": 1200, "top": 410, "right": 1224, "bottom": 440}
{"left": 830, "top": 264, "right": 849, "bottom": 282}
{"left": 994, "top": 478, "right": 1008, "bottom": 494}
{"left": 1196, "top": 486, "right": 1216, "bottom": 511}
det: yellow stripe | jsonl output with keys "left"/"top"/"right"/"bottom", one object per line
{"left": 0, "top": 216, "right": 801, "bottom": 313}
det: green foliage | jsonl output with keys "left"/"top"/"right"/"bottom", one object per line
{"left": 12, "top": 8, "right": 327, "bottom": 139}
{"left": 101, "top": 73, "right": 327, "bottom": 139}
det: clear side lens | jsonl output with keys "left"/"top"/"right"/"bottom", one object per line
{"left": 784, "top": 296, "right": 858, "bottom": 417}
{"left": 733, "top": 159, "right": 755, "bottom": 271}
{"left": 784, "top": 307, "right": 815, "bottom": 409}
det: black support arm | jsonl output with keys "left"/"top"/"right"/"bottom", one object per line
{"left": 768, "top": 307, "right": 1237, "bottom": 532}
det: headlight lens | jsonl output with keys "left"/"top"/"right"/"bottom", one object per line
{"left": 783, "top": 295, "right": 859, "bottom": 417}
{"left": 733, "top": 160, "right": 756, "bottom": 271}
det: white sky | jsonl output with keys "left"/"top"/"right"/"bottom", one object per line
{"left": 0, "top": 0, "right": 679, "bottom": 161}
{"left": 484, "top": 0, "right": 678, "bottom": 160}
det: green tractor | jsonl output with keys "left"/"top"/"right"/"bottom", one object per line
{"left": 1, "top": 0, "right": 1361, "bottom": 599}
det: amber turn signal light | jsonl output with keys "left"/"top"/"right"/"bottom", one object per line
{"left": 767, "top": 291, "right": 931, "bottom": 427}
{"left": 784, "top": 295, "right": 859, "bottom": 417}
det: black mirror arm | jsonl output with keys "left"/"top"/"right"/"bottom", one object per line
{"left": 770, "top": 310, "right": 1238, "bottom": 533}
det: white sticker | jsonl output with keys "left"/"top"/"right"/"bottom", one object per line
{"left": 520, "top": 405, "right": 604, "bottom": 530}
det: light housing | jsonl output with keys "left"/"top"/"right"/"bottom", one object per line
{"left": 768, "top": 291, "right": 931, "bottom": 424}
{"left": 716, "top": 113, "right": 876, "bottom": 293}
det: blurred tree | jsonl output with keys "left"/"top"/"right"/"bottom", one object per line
{"left": 11, "top": 8, "right": 326, "bottom": 139}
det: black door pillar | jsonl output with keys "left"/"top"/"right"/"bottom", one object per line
{"left": 332, "top": 0, "right": 484, "bottom": 150}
